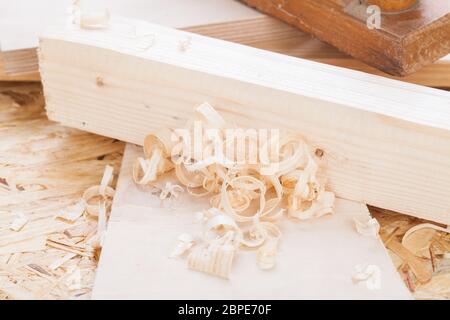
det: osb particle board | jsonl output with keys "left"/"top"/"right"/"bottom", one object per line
{"left": 240, "top": 0, "right": 450, "bottom": 76}
{"left": 0, "top": 82, "right": 124, "bottom": 300}
{"left": 92, "top": 144, "right": 411, "bottom": 300}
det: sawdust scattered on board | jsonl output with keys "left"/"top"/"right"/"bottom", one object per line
{"left": 0, "top": 82, "right": 448, "bottom": 299}
{"left": 0, "top": 82, "right": 124, "bottom": 299}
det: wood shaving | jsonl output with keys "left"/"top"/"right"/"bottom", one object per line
{"left": 71, "top": 1, "right": 110, "bottom": 30}
{"left": 402, "top": 223, "right": 450, "bottom": 259}
{"left": 178, "top": 37, "right": 192, "bottom": 52}
{"left": 352, "top": 264, "right": 381, "bottom": 290}
{"left": 169, "top": 233, "right": 195, "bottom": 259}
{"left": 48, "top": 253, "right": 77, "bottom": 271}
{"left": 187, "top": 231, "right": 238, "bottom": 279}
{"left": 82, "top": 165, "right": 115, "bottom": 217}
{"left": 256, "top": 237, "right": 279, "bottom": 270}
{"left": 159, "top": 182, "right": 184, "bottom": 200}
{"left": 354, "top": 216, "right": 380, "bottom": 237}
{"left": 65, "top": 267, "right": 82, "bottom": 290}
{"left": 403, "top": 223, "right": 450, "bottom": 244}
{"left": 133, "top": 102, "right": 335, "bottom": 278}
{"left": 79, "top": 11, "right": 110, "bottom": 30}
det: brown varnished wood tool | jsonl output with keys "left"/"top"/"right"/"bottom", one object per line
{"left": 240, "top": 0, "right": 450, "bottom": 76}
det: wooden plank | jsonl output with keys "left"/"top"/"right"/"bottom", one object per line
{"left": 3, "top": 15, "right": 449, "bottom": 87}
{"left": 240, "top": 0, "right": 450, "bottom": 76}
{"left": 184, "top": 17, "right": 450, "bottom": 88}
{"left": 0, "top": 49, "right": 40, "bottom": 81}
{"left": 0, "top": 57, "right": 40, "bottom": 82}
{"left": 39, "top": 16, "right": 450, "bottom": 224}
{"left": 92, "top": 144, "right": 411, "bottom": 299}
{"left": 0, "top": 0, "right": 259, "bottom": 80}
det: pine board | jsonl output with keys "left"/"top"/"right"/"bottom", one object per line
{"left": 39, "top": 16, "right": 450, "bottom": 224}
{"left": 4, "top": 16, "right": 450, "bottom": 87}
{"left": 92, "top": 144, "right": 411, "bottom": 300}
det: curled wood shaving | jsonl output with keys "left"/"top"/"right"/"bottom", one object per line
{"left": 354, "top": 217, "right": 380, "bottom": 238}
{"left": 402, "top": 223, "right": 450, "bottom": 243}
{"left": 169, "top": 233, "right": 195, "bottom": 259}
{"left": 159, "top": 182, "right": 184, "bottom": 200}
{"left": 91, "top": 202, "right": 107, "bottom": 249}
{"left": 83, "top": 165, "right": 115, "bottom": 250}
{"left": 187, "top": 231, "right": 238, "bottom": 279}
{"left": 133, "top": 147, "right": 173, "bottom": 186}
{"left": 402, "top": 223, "right": 450, "bottom": 259}
{"left": 79, "top": 10, "right": 110, "bottom": 30}
{"left": 134, "top": 103, "right": 335, "bottom": 278}
{"left": 352, "top": 264, "right": 381, "bottom": 290}
{"left": 71, "top": 1, "right": 110, "bottom": 30}
{"left": 82, "top": 165, "right": 114, "bottom": 217}
{"left": 178, "top": 37, "right": 192, "bottom": 52}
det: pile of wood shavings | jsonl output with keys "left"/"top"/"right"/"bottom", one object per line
{"left": 0, "top": 82, "right": 123, "bottom": 299}
{"left": 133, "top": 102, "right": 335, "bottom": 278}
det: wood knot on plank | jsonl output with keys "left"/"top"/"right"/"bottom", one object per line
{"left": 315, "top": 148, "right": 324, "bottom": 158}
{"left": 96, "top": 76, "right": 105, "bottom": 87}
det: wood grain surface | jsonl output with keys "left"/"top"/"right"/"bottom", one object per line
{"left": 0, "top": 59, "right": 40, "bottom": 82}
{"left": 39, "top": 16, "right": 450, "bottom": 224}
{"left": 3, "top": 15, "right": 449, "bottom": 87}
{"left": 184, "top": 16, "right": 450, "bottom": 88}
{"left": 0, "top": 82, "right": 448, "bottom": 300}
{"left": 92, "top": 144, "right": 411, "bottom": 300}
{"left": 240, "top": 0, "right": 450, "bottom": 76}
{"left": 0, "top": 82, "right": 124, "bottom": 299}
